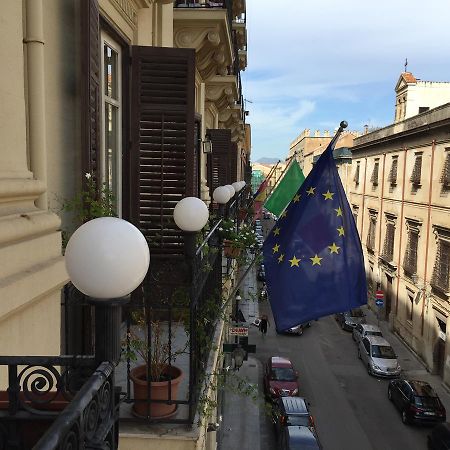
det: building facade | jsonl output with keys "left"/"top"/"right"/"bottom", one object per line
{"left": 350, "top": 103, "right": 450, "bottom": 384}
{"left": 0, "top": 0, "right": 249, "bottom": 448}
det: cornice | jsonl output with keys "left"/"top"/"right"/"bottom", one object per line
{"left": 110, "top": 0, "right": 138, "bottom": 26}
{"left": 205, "top": 75, "right": 238, "bottom": 110}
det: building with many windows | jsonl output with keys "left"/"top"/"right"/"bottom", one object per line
{"left": 350, "top": 95, "right": 450, "bottom": 383}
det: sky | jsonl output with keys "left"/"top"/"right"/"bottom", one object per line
{"left": 242, "top": 0, "right": 450, "bottom": 162}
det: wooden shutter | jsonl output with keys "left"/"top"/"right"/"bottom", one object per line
{"left": 382, "top": 222, "right": 395, "bottom": 261}
{"left": 230, "top": 142, "right": 238, "bottom": 182}
{"left": 371, "top": 161, "right": 379, "bottom": 186}
{"left": 81, "top": 0, "right": 101, "bottom": 184}
{"left": 410, "top": 154, "right": 423, "bottom": 185}
{"left": 206, "top": 129, "right": 232, "bottom": 198}
{"left": 404, "top": 230, "right": 418, "bottom": 275}
{"left": 388, "top": 157, "right": 398, "bottom": 186}
{"left": 440, "top": 151, "right": 450, "bottom": 187}
{"left": 130, "top": 46, "right": 195, "bottom": 257}
{"left": 354, "top": 162, "right": 360, "bottom": 184}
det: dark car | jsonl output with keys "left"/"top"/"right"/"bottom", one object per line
{"left": 388, "top": 379, "right": 446, "bottom": 425}
{"left": 428, "top": 422, "right": 450, "bottom": 449}
{"left": 272, "top": 396, "right": 315, "bottom": 436}
{"left": 264, "top": 356, "right": 300, "bottom": 401}
{"left": 257, "top": 264, "right": 266, "bottom": 281}
{"left": 279, "top": 322, "right": 312, "bottom": 336}
{"left": 335, "top": 308, "right": 366, "bottom": 331}
{"left": 278, "top": 426, "right": 321, "bottom": 450}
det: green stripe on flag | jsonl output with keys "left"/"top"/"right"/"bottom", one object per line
{"left": 264, "top": 160, "right": 305, "bottom": 217}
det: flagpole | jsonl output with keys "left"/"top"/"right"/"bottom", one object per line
{"left": 265, "top": 150, "right": 299, "bottom": 199}
{"left": 248, "top": 160, "right": 280, "bottom": 205}
{"left": 329, "top": 120, "right": 348, "bottom": 149}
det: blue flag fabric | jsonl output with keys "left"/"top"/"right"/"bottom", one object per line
{"left": 263, "top": 142, "right": 367, "bottom": 332}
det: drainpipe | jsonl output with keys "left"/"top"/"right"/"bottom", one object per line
{"left": 421, "top": 140, "right": 436, "bottom": 336}
{"left": 24, "top": 0, "right": 47, "bottom": 210}
{"left": 394, "top": 146, "right": 408, "bottom": 316}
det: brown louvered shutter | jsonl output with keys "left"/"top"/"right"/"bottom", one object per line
{"left": 388, "top": 157, "right": 398, "bottom": 186}
{"left": 230, "top": 142, "right": 238, "bottom": 182}
{"left": 193, "top": 116, "right": 201, "bottom": 198}
{"left": 410, "top": 153, "right": 423, "bottom": 185}
{"left": 371, "top": 161, "right": 379, "bottom": 186}
{"left": 130, "top": 46, "right": 195, "bottom": 257}
{"left": 354, "top": 162, "right": 360, "bottom": 184}
{"left": 81, "top": 0, "right": 100, "bottom": 184}
{"left": 382, "top": 222, "right": 395, "bottom": 262}
{"left": 206, "top": 129, "right": 232, "bottom": 197}
{"left": 440, "top": 151, "right": 450, "bottom": 187}
{"left": 404, "top": 230, "right": 419, "bottom": 276}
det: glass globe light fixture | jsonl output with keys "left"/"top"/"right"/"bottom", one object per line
{"left": 65, "top": 217, "right": 150, "bottom": 299}
{"left": 232, "top": 181, "right": 243, "bottom": 192}
{"left": 225, "top": 184, "right": 235, "bottom": 198}
{"left": 173, "top": 197, "right": 209, "bottom": 232}
{"left": 213, "top": 186, "right": 231, "bottom": 204}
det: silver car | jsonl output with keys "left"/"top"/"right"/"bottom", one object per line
{"left": 358, "top": 336, "right": 401, "bottom": 377}
{"left": 352, "top": 323, "right": 383, "bottom": 344}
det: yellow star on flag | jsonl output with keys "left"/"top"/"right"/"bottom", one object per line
{"left": 278, "top": 253, "right": 285, "bottom": 264}
{"left": 273, "top": 227, "right": 281, "bottom": 236}
{"left": 335, "top": 207, "right": 343, "bottom": 217}
{"left": 306, "top": 187, "right": 316, "bottom": 196}
{"left": 289, "top": 255, "right": 301, "bottom": 267}
{"left": 293, "top": 194, "right": 300, "bottom": 202}
{"left": 310, "top": 254, "right": 323, "bottom": 265}
{"left": 337, "top": 226, "right": 345, "bottom": 236}
{"left": 328, "top": 243, "right": 340, "bottom": 254}
{"left": 322, "top": 190, "right": 334, "bottom": 200}
{"left": 272, "top": 243, "right": 280, "bottom": 254}
{"left": 281, "top": 210, "right": 288, "bottom": 218}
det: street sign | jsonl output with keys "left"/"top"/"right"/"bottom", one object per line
{"left": 376, "top": 290, "right": 384, "bottom": 300}
{"left": 230, "top": 327, "right": 249, "bottom": 337}
{"left": 375, "top": 299, "right": 384, "bottom": 307}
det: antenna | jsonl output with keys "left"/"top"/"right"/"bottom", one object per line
{"left": 404, "top": 57, "right": 408, "bottom": 72}
{"left": 244, "top": 98, "right": 253, "bottom": 107}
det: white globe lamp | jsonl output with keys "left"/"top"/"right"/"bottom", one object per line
{"left": 225, "top": 184, "right": 235, "bottom": 198}
{"left": 65, "top": 217, "right": 150, "bottom": 299}
{"left": 213, "top": 186, "right": 231, "bottom": 204}
{"left": 173, "top": 197, "right": 209, "bottom": 232}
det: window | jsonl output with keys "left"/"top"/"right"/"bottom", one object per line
{"left": 431, "top": 226, "right": 450, "bottom": 294}
{"left": 101, "top": 32, "right": 122, "bottom": 215}
{"left": 352, "top": 205, "right": 359, "bottom": 226}
{"left": 404, "top": 219, "right": 421, "bottom": 277}
{"left": 418, "top": 107, "right": 429, "bottom": 114}
{"left": 354, "top": 161, "right": 360, "bottom": 185}
{"left": 407, "top": 291, "right": 414, "bottom": 321}
{"left": 381, "top": 214, "right": 396, "bottom": 262}
{"left": 366, "top": 210, "right": 377, "bottom": 252}
{"left": 388, "top": 156, "right": 398, "bottom": 186}
{"left": 371, "top": 159, "right": 379, "bottom": 186}
{"left": 441, "top": 150, "right": 450, "bottom": 188}
{"left": 410, "top": 153, "right": 423, "bottom": 186}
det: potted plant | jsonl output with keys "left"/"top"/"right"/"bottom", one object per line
{"left": 219, "top": 219, "right": 259, "bottom": 258}
{"left": 124, "top": 309, "right": 187, "bottom": 418}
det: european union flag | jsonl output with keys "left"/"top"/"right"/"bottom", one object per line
{"left": 263, "top": 139, "right": 367, "bottom": 332}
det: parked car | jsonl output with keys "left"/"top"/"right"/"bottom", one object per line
{"left": 428, "top": 422, "right": 450, "bottom": 449}
{"left": 264, "top": 356, "right": 300, "bottom": 401}
{"left": 279, "top": 322, "right": 312, "bottom": 336}
{"left": 358, "top": 336, "right": 401, "bottom": 377}
{"left": 278, "top": 426, "right": 321, "bottom": 450}
{"left": 388, "top": 379, "right": 446, "bottom": 425}
{"left": 335, "top": 308, "right": 366, "bottom": 331}
{"left": 272, "top": 396, "right": 315, "bottom": 436}
{"left": 352, "top": 323, "right": 383, "bottom": 344}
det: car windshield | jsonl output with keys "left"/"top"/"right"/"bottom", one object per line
{"left": 367, "top": 331, "right": 383, "bottom": 337}
{"left": 371, "top": 345, "right": 396, "bottom": 359}
{"left": 287, "top": 416, "right": 310, "bottom": 427}
{"left": 271, "top": 367, "right": 296, "bottom": 381}
{"left": 414, "top": 396, "right": 441, "bottom": 408}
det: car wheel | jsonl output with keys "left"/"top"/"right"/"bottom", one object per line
{"left": 388, "top": 388, "right": 392, "bottom": 401}
{"left": 401, "top": 410, "right": 409, "bottom": 425}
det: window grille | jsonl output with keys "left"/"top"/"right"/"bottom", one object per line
{"left": 388, "top": 157, "right": 398, "bottom": 186}
{"left": 403, "top": 226, "right": 419, "bottom": 276}
{"left": 366, "top": 212, "right": 377, "bottom": 251}
{"left": 381, "top": 216, "right": 396, "bottom": 262}
{"left": 431, "top": 229, "right": 450, "bottom": 294}
{"left": 354, "top": 162, "right": 360, "bottom": 185}
{"left": 440, "top": 151, "right": 450, "bottom": 187}
{"left": 410, "top": 153, "right": 423, "bottom": 185}
{"left": 371, "top": 160, "right": 379, "bottom": 186}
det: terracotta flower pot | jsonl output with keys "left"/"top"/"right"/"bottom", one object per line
{"left": 223, "top": 240, "right": 241, "bottom": 258}
{"left": 130, "top": 364, "right": 183, "bottom": 419}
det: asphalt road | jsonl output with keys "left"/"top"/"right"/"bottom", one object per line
{"left": 254, "top": 216, "right": 431, "bottom": 450}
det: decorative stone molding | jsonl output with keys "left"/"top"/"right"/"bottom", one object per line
{"left": 232, "top": 0, "right": 246, "bottom": 17}
{"left": 111, "top": 0, "right": 138, "bottom": 26}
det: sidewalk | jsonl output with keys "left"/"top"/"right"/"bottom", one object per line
{"left": 219, "top": 260, "right": 262, "bottom": 450}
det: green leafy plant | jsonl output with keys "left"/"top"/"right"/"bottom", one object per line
{"left": 219, "top": 219, "right": 259, "bottom": 250}
{"left": 63, "top": 173, "right": 116, "bottom": 224}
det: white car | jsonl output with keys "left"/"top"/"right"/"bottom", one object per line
{"left": 352, "top": 323, "right": 383, "bottom": 344}
{"left": 358, "top": 336, "right": 401, "bottom": 377}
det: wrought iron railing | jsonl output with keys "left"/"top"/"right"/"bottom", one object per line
{"left": 0, "top": 356, "right": 118, "bottom": 449}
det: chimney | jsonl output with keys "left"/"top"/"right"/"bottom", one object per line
{"left": 364, "top": 124, "right": 368, "bottom": 135}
